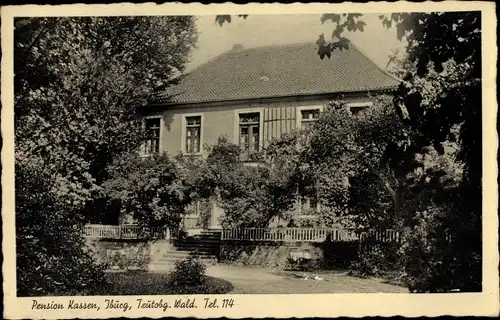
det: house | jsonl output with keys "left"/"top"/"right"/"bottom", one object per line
{"left": 140, "top": 40, "right": 399, "bottom": 230}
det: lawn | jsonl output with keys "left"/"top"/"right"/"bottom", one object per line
{"left": 205, "top": 265, "right": 408, "bottom": 294}
{"left": 47, "top": 272, "right": 233, "bottom": 296}
{"left": 40, "top": 266, "right": 406, "bottom": 296}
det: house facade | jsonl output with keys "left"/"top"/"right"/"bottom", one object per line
{"left": 140, "top": 41, "right": 399, "bottom": 230}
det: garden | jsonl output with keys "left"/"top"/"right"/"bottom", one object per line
{"left": 15, "top": 13, "right": 481, "bottom": 296}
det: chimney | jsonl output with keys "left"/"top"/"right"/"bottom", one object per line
{"left": 232, "top": 44, "right": 244, "bottom": 51}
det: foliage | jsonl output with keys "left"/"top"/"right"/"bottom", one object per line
{"left": 387, "top": 13, "right": 481, "bottom": 292}
{"left": 349, "top": 244, "right": 388, "bottom": 277}
{"left": 170, "top": 257, "right": 207, "bottom": 286}
{"left": 102, "top": 152, "right": 190, "bottom": 229}
{"left": 16, "top": 163, "right": 106, "bottom": 296}
{"left": 105, "top": 245, "right": 151, "bottom": 271}
{"left": 63, "top": 273, "right": 233, "bottom": 295}
{"left": 399, "top": 205, "right": 462, "bottom": 292}
{"left": 185, "top": 136, "right": 301, "bottom": 227}
{"left": 15, "top": 16, "right": 197, "bottom": 219}
{"left": 15, "top": 17, "right": 197, "bottom": 295}
{"left": 216, "top": 12, "right": 481, "bottom": 291}
{"left": 304, "top": 97, "right": 466, "bottom": 281}
{"left": 303, "top": 96, "right": 409, "bottom": 230}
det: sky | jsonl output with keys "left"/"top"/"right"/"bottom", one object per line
{"left": 186, "top": 14, "right": 407, "bottom": 72}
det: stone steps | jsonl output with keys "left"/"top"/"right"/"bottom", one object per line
{"left": 152, "top": 229, "right": 222, "bottom": 266}
{"left": 162, "top": 250, "right": 215, "bottom": 258}
{"left": 156, "top": 256, "right": 217, "bottom": 263}
{"left": 156, "top": 255, "right": 217, "bottom": 265}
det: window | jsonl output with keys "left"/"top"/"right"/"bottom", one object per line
{"left": 185, "top": 116, "right": 201, "bottom": 154}
{"left": 350, "top": 106, "right": 366, "bottom": 116}
{"left": 296, "top": 106, "right": 323, "bottom": 130}
{"left": 144, "top": 118, "right": 160, "bottom": 155}
{"left": 239, "top": 113, "right": 260, "bottom": 152}
{"left": 347, "top": 102, "right": 373, "bottom": 116}
{"left": 299, "top": 195, "right": 320, "bottom": 213}
{"left": 300, "top": 109, "right": 321, "bottom": 130}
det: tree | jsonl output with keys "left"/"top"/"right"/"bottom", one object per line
{"left": 102, "top": 153, "right": 190, "bottom": 230}
{"left": 305, "top": 96, "right": 408, "bottom": 230}
{"left": 15, "top": 17, "right": 197, "bottom": 221}
{"left": 15, "top": 16, "right": 197, "bottom": 295}
{"left": 184, "top": 136, "right": 301, "bottom": 227}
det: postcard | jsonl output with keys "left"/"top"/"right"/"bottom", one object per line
{"left": 2, "top": 1, "right": 498, "bottom": 318}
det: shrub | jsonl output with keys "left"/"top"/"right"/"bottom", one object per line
{"left": 320, "top": 235, "right": 359, "bottom": 269}
{"left": 16, "top": 164, "right": 106, "bottom": 297}
{"left": 398, "top": 206, "right": 480, "bottom": 293}
{"left": 170, "top": 257, "right": 207, "bottom": 286}
{"left": 350, "top": 243, "right": 389, "bottom": 277}
{"left": 105, "top": 244, "right": 151, "bottom": 271}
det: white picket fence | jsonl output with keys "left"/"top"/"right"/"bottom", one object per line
{"left": 83, "top": 224, "right": 171, "bottom": 239}
{"left": 221, "top": 227, "right": 401, "bottom": 243}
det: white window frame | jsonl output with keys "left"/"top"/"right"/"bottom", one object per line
{"left": 140, "top": 114, "right": 163, "bottom": 157}
{"left": 181, "top": 113, "right": 204, "bottom": 156}
{"left": 234, "top": 108, "right": 264, "bottom": 152}
{"left": 346, "top": 101, "right": 373, "bottom": 115}
{"left": 296, "top": 105, "right": 324, "bottom": 129}
{"left": 297, "top": 195, "right": 321, "bottom": 216}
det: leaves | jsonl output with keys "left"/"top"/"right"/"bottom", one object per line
{"left": 15, "top": 16, "right": 198, "bottom": 295}
{"left": 215, "top": 15, "right": 231, "bottom": 26}
{"left": 321, "top": 14, "right": 341, "bottom": 24}
{"left": 356, "top": 20, "right": 367, "bottom": 32}
{"left": 102, "top": 153, "right": 189, "bottom": 228}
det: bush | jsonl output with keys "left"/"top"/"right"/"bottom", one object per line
{"left": 398, "top": 206, "right": 481, "bottom": 293}
{"left": 320, "top": 234, "right": 359, "bottom": 269}
{"left": 106, "top": 244, "right": 151, "bottom": 271}
{"left": 95, "top": 273, "right": 233, "bottom": 295}
{"left": 170, "top": 257, "right": 207, "bottom": 286}
{"left": 350, "top": 243, "right": 389, "bottom": 277}
{"left": 16, "top": 164, "right": 106, "bottom": 297}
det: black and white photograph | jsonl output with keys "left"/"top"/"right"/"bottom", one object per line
{"left": 2, "top": 2, "right": 498, "bottom": 318}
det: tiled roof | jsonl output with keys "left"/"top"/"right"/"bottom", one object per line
{"left": 154, "top": 41, "right": 399, "bottom": 105}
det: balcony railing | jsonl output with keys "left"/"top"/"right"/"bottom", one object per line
{"left": 221, "top": 227, "right": 401, "bottom": 243}
{"left": 83, "top": 224, "right": 171, "bottom": 240}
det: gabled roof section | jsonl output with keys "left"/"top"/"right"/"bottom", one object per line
{"left": 153, "top": 40, "right": 400, "bottom": 105}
